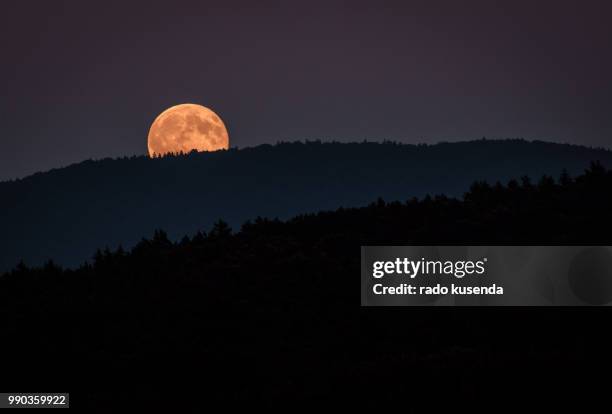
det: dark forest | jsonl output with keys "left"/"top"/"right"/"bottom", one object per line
{"left": 2, "top": 163, "right": 611, "bottom": 409}
{"left": 2, "top": 139, "right": 612, "bottom": 271}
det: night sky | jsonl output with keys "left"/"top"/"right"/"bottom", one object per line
{"left": 2, "top": 0, "right": 611, "bottom": 180}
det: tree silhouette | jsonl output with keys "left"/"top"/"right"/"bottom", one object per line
{"left": 2, "top": 154, "right": 612, "bottom": 409}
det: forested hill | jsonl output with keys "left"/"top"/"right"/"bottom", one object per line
{"left": 1, "top": 139, "right": 612, "bottom": 270}
{"left": 2, "top": 164, "right": 612, "bottom": 409}
{"left": 3, "top": 162, "right": 612, "bottom": 310}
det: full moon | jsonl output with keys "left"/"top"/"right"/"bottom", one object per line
{"left": 147, "top": 104, "right": 229, "bottom": 157}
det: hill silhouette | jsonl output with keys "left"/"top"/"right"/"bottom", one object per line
{"left": 1, "top": 139, "right": 612, "bottom": 271}
{"left": 2, "top": 164, "right": 612, "bottom": 408}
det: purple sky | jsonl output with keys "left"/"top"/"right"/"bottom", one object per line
{"left": 1, "top": 0, "right": 611, "bottom": 179}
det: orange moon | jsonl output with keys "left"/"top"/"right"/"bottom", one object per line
{"left": 147, "top": 104, "right": 229, "bottom": 157}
